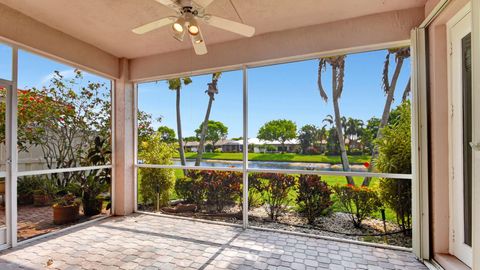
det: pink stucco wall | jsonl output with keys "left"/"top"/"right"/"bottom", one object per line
{"left": 0, "top": 3, "right": 119, "bottom": 79}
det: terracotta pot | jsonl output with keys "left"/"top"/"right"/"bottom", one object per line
{"left": 83, "top": 199, "right": 103, "bottom": 217}
{"left": 0, "top": 181, "right": 5, "bottom": 194}
{"left": 33, "top": 194, "right": 52, "bottom": 207}
{"left": 53, "top": 204, "right": 79, "bottom": 225}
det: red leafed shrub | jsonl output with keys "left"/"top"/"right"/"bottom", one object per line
{"left": 296, "top": 175, "right": 333, "bottom": 224}
{"left": 200, "top": 171, "right": 242, "bottom": 212}
{"left": 332, "top": 184, "right": 382, "bottom": 228}
{"left": 175, "top": 170, "right": 242, "bottom": 212}
{"left": 175, "top": 171, "right": 205, "bottom": 208}
{"left": 250, "top": 173, "right": 296, "bottom": 221}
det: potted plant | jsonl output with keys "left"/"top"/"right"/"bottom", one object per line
{"left": 33, "top": 178, "right": 57, "bottom": 206}
{"left": 17, "top": 176, "right": 41, "bottom": 205}
{"left": 52, "top": 193, "right": 79, "bottom": 225}
{"left": 33, "top": 190, "right": 51, "bottom": 206}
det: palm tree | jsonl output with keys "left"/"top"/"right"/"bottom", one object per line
{"left": 345, "top": 118, "right": 364, "bottom": 151}
{"left": 167, "top": 77, "right": 192, "bottom": 167}
{"left": 322, "top": 114, "right": 334, "bottom": 127}
{"left": 362, "top": 47, "right": 410, "bottom": 186}
{"left": 195, "top": 72, "right": 222, "bottom": 166}
{"left": 318, "top": 55, "right": 355, "bottom": 185}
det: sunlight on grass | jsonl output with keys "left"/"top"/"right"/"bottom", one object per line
{"left": 177, "top": 152, "right": 370, "bottom": 164}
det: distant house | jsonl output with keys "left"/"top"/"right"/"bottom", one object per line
{"left": 184, "top": 138, "right": 302, "bottom": 153}
{"left": 184, "top": 139, "right": 243, "bottom": 153}
{"left": 238, "top": 138, "right": 300, "bottom": 153}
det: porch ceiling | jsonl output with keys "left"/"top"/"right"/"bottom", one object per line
{"left": 0, "top": 0, "right": 427, "bottom": 59}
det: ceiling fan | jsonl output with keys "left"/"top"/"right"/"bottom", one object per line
{"left": 132, "top": 0, "right": 255, "bottom": 55}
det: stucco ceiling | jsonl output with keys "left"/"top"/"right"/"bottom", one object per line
{"left": 0, "top": 0, "right": 427, "bottom": 59}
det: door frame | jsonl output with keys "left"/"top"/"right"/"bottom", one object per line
{"left": 446, "top": 3, "right": 472, "bottom": 267}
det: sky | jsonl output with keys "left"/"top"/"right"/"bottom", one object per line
{"left": 0, "top": 44, "right": 410, "bottom": 140}
{"left": 138, "top": 49, "right": 411, "bottom": 139}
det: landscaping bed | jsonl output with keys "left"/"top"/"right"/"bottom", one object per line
{"left": 138, "top": 203, "right": 411, "bottom": 248}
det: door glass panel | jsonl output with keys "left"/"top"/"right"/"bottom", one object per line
{"left": 462, "top": 33, "right": 472, "bottom": 247}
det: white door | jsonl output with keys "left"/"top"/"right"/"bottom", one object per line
{"left": 448, "top": 6, "right": 473, "bottom": 268}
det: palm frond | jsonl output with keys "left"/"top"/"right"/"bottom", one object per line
{"left": 317, "top": 59, "right": 328, "bottom": 102}
{"left": 382, "top": 52, "right": 391, "bottom": 94}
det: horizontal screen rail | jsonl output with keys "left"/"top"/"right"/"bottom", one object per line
{"left": 135, "top": 164, "right": 412, "bottom": 179}
{"left": 136, "top": 164, "right": 243, "bottom": 172}
{"left": 17, "top": 165, "right": 112, "bottom": 177}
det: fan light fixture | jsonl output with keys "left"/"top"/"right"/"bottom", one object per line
{"left": 132, "top": 0, "right": 256, "bottom": 55}
{"left": 172, "top": 17, "right": 185, "bottom": 33}
{"left": 187, "top": 19, "right": 200, "bottom": 35}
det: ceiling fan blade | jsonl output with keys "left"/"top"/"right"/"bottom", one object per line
{"left": 190, "top": 31, "right": 208, "bottom": 55}
{"left": 193, "top": 0, "right": 215, "bottom": 8}
{"left": 132, "top": 17, "right": 176, "bottom": 34}
{"left": 202, "top": 15, "right": 255, "bottom": 37}
{"left": 154, "top": 0, "right": 181, "bottom": 10}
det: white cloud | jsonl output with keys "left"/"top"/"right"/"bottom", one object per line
{"left": 38, "top": 69, "right": 77, "bottom": 87}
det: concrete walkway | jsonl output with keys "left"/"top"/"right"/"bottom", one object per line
{"left": 0, "top": 213, "right": 427, "bottom": 270}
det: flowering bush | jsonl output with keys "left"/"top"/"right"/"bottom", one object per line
{"left": 296, "top": 175, "right": 333, "bottom": 224}
{"left": 250, "top": 173, "right": 296, "bottom": 221}
{"left": 333, "top": 184, "right": 382, "bottom": 228}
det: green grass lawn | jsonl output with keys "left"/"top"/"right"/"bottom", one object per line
{"left": 179, "top": 152, "right": 370, "bottom": 164}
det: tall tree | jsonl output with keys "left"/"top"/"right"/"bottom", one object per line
{"left": 195, "top": 72, "right": 222, "bottom": 166}
{"left": 345, "top": 118, "right": 364, "bottom": 152}
{"left": 257, "top": 119, "right": 297, "bottom": 153}
{"left": 298, "top": 124, "right": 321, "bottom": 154}
{"left": 157, "top": 126, "right": 176, "bottom": 143}
{"left": 167, "top": 77, "right": 192, "bottom": 166}
{"left": 362, "top": 47, "right": 410, "bottom": 186}
{"left": 195, "top": 120, "right": 228, "bottom": 150}
{"left": 360, "top": 117, "right": 381, "bottom": 154}
{"left": 318, "top": 56, "right": 354, "bottom": 185}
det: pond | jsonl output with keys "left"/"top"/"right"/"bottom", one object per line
{"left": 173, "top": 159, "right": 368, "bottom": 172}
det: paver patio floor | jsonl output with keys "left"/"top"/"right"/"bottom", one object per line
{"left": 0, "top": 204, "right": 108, "bottom": 241}
{"left": 0, "top": 213, "right": 427, "bottom": 270}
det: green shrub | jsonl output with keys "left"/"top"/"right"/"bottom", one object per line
{"left": 242, "top": 174, "right": 263, "bottom": 211}
{"left": 375, "top": 101, "right": 412, "bottom": 231}
{"left": 17, "top": 176, "right": 43, "bottom": 204}
{"left": 297, "top": 175, "right": 333, "bottom": 224}
{"left": 379, "top": 179, "right": 411, "bottom": 231}
{"left": 175, "top": 173, "right": 204, "bottom": 207}
{"left": 251, "top": 173, "right": 296, "bottom": 221}
{"left": 333, "top": 184, "right": 382, "bottom": 228}
{"left": 138, "top": 134, "right": 176, "bottom": 207}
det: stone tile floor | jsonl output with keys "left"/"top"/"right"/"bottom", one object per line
{"left": 0, "top": 213, "right": 428, "bottom": 270}
{"left": 0, "top": 205, "right": 108, "bottom": 240}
